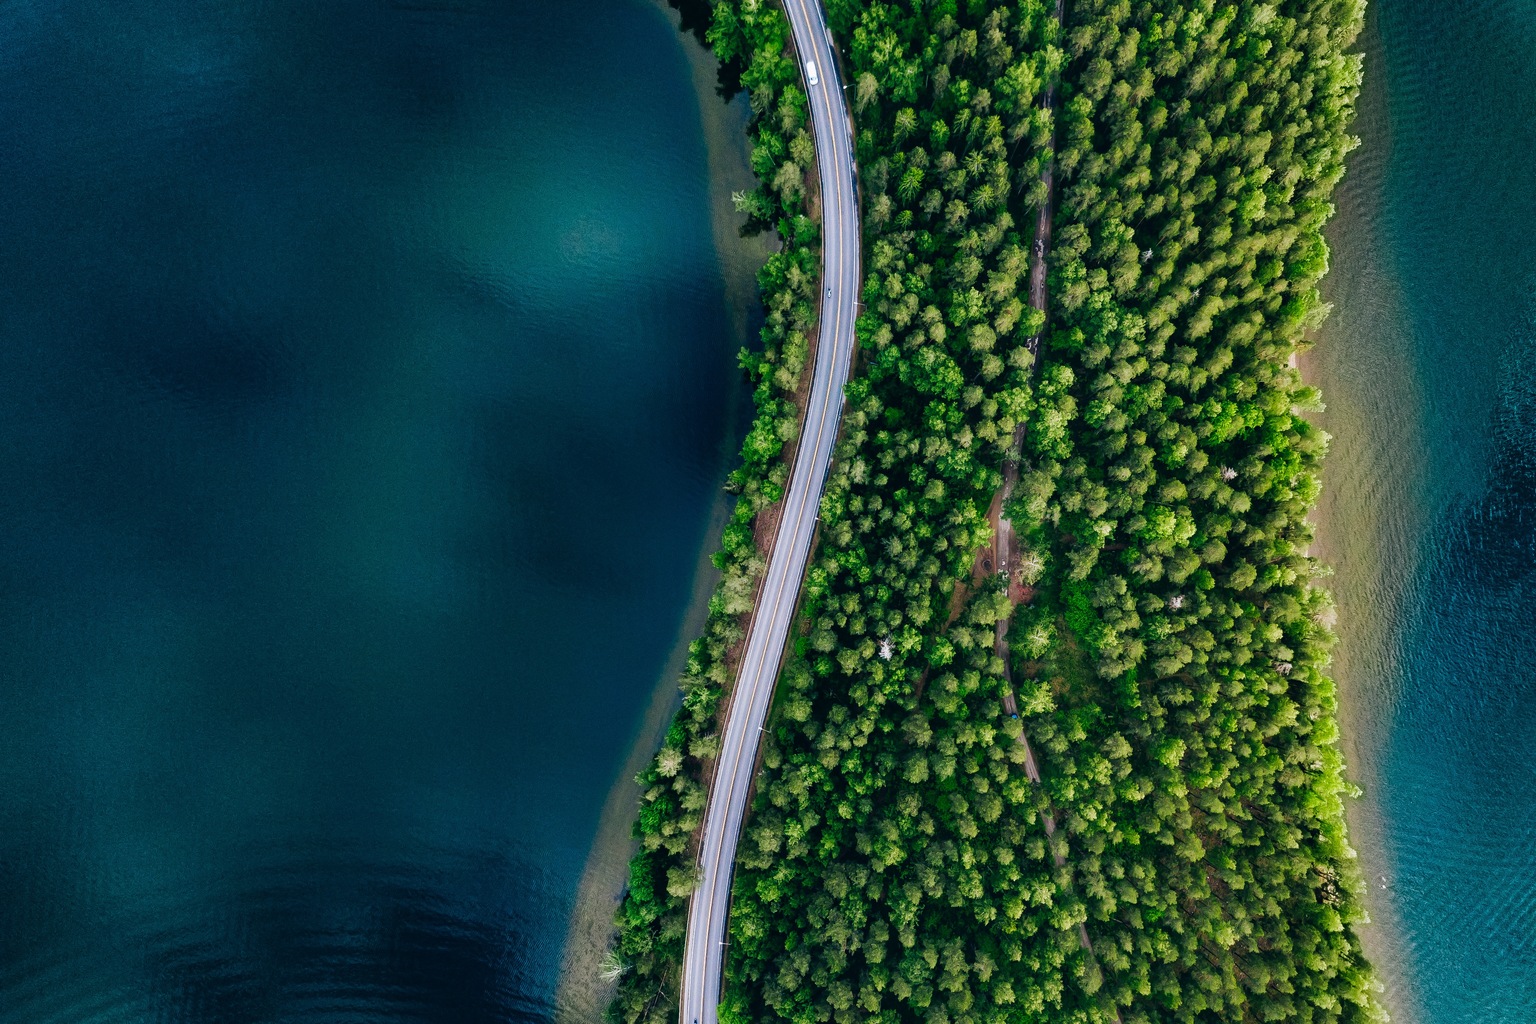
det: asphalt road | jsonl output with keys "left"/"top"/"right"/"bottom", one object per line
{"left": 678, "top": 1, "right": 861, "bottom": 1021}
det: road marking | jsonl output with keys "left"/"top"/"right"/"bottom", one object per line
{"left": 683, "top": 1, "right": 859, "bottom": 1020}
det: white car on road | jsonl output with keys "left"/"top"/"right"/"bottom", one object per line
{"left": 806, "top": 61, "right": 819, "bottom": 87}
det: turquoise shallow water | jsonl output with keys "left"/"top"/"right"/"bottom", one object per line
{"left": 1312, "top": 1, "right": 1536, "bottom": 1021}
{"left": 0, "top": 1, "right": 746, "bottom": 1020}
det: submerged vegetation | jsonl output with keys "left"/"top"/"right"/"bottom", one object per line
{"left": 610, "top": 1, "right": 1374, "bottom": 1023}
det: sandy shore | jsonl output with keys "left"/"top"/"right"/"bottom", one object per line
{"left": 1296, "top": 39, "right": 1427, "bottom": 1003}
{"left": 551, "top": 5, "right": 771, "bottom": 1020}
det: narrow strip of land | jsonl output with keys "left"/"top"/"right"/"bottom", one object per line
{"left": 678, "top": 1, "right": 861, "bottom": 1021}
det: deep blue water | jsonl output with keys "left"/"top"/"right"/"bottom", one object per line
{"left": 0, "top": 1, "right": 746, "bottom": 1020}
{"left": 1313, "top": 2, "right": 1536, "bottom": 1021}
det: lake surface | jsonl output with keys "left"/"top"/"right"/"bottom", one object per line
{"left": 0, "top": 1, "right": 753, "bottom": 1020}
{"left": 1310, "top": 1, "right": 1536, "bottom": 1021}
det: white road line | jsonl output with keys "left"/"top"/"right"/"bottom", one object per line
{"left": 678, "top": 0, "right": 860, "bottom": 1021}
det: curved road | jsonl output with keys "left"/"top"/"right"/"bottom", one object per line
{"left": 679, "top": 1, "right": 860, "bottom": 1021}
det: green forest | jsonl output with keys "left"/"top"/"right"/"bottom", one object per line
{"left": 609, "top": 1, "right": 1374, "bottom": 1023}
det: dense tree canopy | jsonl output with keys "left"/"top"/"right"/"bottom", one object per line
{"left": 1009, "top": 2, "right": 1373, "bottom": 1021}
{"left": 608, "top": 2, "right": 1375, "bottom": 1023}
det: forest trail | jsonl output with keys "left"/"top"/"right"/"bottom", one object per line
{"left": 991, "top": 0, "right": 1127, "bottom": 1017}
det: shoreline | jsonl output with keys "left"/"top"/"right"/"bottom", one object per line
{"left": 553, "top": 486, "right": 733, "bottom": 1024}
{"left": 1298, "top": 7, "right": 1426, "bottom": 1015}
{"left": 552, "top": 3, "right": 771, "bottom": 1019}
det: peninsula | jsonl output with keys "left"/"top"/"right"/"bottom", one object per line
{"left": 610, "top": 3, "right": 1376, "bottom": 1024}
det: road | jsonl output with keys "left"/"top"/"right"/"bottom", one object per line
{"left": 678, "top": 1, "right": 861, "bottom": 1022}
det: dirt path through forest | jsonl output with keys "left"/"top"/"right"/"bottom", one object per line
{"left": 988, "top": 1, "right": 1126, "bottom": 1016}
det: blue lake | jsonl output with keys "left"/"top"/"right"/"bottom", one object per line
{"left": 1312, "top": 1, "right": 1536, "bottom": 1020}
{"left": 0, "top": 1, "right": 754, "bottom": 1020}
